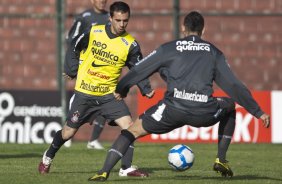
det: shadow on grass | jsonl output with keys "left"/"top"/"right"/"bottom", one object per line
{"left": 53, "top": 167, "right": 161, "bottom": 175}
{"left": 48, "top": 169, "right": 282, "bottom": 183}
{"left": 101, "top": 175, "right": 282, "bottom": 183}
{"left": 0, "top": 153, "right": 41, "bottom": 159}
{"left": 175, "top": 175, "right": 282, "bottom": 182}
{"left": 39, "top": 165, "right": 282, "bottom": 183}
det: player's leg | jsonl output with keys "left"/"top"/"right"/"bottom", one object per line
{"left": 115, "top": 116, "right": 148, "bottom": 177}
{"left": 38, "top": 93, "right": 91, "bottom": 174}
{"left": 106, "top": 115, "right": 147, "bottom": 177}
{"left": 61, "top": 93, "right": 78, "bottom": 148}
{"left": 88, "top": 118, "right": 148, "bottom": 181}
{"left": 89, "top": 100, "right": 179, "bottom": 181}
{"left": 87, "top": 116, "right": 106, "bottom": 150}
{"left": 38, "top": 125, "right": 78, "bottom": 174}
{"left": 97, "top": 97, "right": 149, "bottom": 177}
{"left": 114, "top": 116, "right": 134, "bottom": 173}
{"left": 214, "top": 97, "right": 236, "bottom": 177}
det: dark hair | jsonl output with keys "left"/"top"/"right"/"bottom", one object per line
{"left": 110, "top": 1, "right": 130, "bottom": 17}
{"left": 184, "top": 11, "right": 204, "bottom": 36}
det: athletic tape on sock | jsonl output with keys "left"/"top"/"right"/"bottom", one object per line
{"left": 218, "top": 134, "right": 232, "bottom": 139}
{"left": 108, "top": 148, "right": 123, "bottom": 157}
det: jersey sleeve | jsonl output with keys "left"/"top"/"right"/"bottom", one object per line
{"left": 214, "top": 52, "right": 264, "bottom": 118}
{"left": 64, "top": 28, "right": 90, "bottom": 78}
{"left": 66, "top": 16, "right": 85, "bottom": 46}
{"left": 125, "top": 41, "right": 153, "bottom": 96}
{"left": 117, "top": 47, "right": 164, "bottom": 97}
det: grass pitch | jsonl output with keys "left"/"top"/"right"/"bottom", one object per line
{"left": 0, "top": 142, "right": 281, "bottom": 184}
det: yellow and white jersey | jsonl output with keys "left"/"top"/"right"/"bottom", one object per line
{"left": 75, "top": 25, "right": 135, "bottom": 96}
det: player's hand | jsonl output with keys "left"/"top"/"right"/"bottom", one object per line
{"left": 114, "top": 92, "right": 122, "bottom": 101}
{"left": 63, "top": 73, "right": 74, "bottom": 80}
{"left": 260, "top": 113, "right": 270, "bottom": 128}
{"left": 146, "top": 90, "right": 155, "bottom": 99}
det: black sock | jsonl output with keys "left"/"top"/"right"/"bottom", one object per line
{"left": 121, "top": 143, "right": 134, "bottom": 169}
{"left": 217, "top": 110, "right": 235, "bottom": 162}
{"left": 100, "top": 130, "right": 135, "bottom": 173}
{"left": 217, "top": 136, "right": 232, "bottom": 162}
{"left": 46, "top": 130, "right": 67, "bottom": 159}
{"left": 90, "top": 121, "right": 104, "bottom": 141}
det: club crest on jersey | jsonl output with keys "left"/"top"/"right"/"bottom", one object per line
{"left": 71, "top": 111, "right": 80, "bottom": 123}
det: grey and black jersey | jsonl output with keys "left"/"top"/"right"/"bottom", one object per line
{"left": 66, "top": 9, "right": 109, "bottom": 45}
{"left": 116, "top": 35, "right": 264, "bottom": 118}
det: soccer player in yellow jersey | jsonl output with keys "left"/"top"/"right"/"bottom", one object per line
{"left": 38, "top": 1, "right": 154, "bottom": 177}
{"left": 66, "top": 0, "right": 110, "bottom": 150}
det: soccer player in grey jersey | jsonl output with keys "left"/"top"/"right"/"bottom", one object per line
{"left": 89, "top": 11, "right": 270, "bottom": 181}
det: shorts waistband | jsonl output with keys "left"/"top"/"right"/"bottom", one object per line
{"left": 74, "top": 90, "right": 114, "bottom": 100}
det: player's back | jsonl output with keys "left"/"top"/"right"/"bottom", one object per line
{"left": 160, "top": 35, "right": 222, "bottom": 111}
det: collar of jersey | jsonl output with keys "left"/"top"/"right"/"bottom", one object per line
{"left": 105, "top": 24, "right": 126, "bottom": 39}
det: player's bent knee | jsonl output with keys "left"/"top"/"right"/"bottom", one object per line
{"left": 115, "top": 116, "right": 133, "bottom": 129}
{"left": 220, "top": 97, "right": 236, "bottom": 112}
{"left": 229, "top": 100, "right": 235, "bottom": 110}
{"left": 128, "top": 122, "right": 149, "bottom": 139}
{"left": 62, "top": 126, "right": 77, "bottom": 140}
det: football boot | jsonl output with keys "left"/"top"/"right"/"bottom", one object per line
{"left": 213, "top": 158, "right": 233, "bottom": 177}
{"left": 88, "top": 172, "right": 108, "bottom": 182}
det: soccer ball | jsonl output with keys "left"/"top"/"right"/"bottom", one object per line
{"left": 168, "top": 144, "right": 194, "bottom": 171}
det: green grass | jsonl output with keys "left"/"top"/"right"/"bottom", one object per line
{"left": 0, "top": 142, "right": 281, "bottom": 184}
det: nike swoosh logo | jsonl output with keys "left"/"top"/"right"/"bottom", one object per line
{"left": 92, "top": 61, "right": 108, "bottom": 67}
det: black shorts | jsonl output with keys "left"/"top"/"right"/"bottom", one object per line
{"left": 140, "top": 97, "right": 235, "bottom": 134}
{"left": 67, "top": 92, "right": 130, "bottom": 129}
